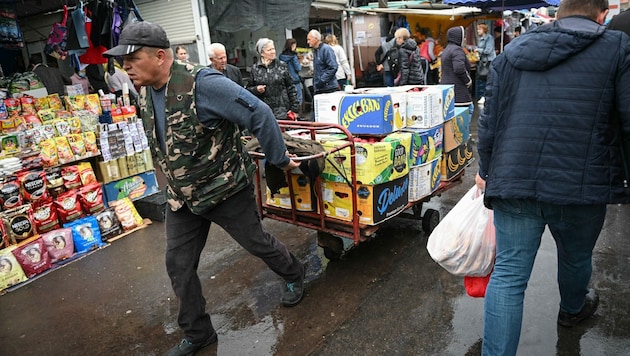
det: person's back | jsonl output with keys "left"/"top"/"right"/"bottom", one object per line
{"left": 30, "top": 55, "right": 70, "bottom": 96}
{"left": 440, "top": 26, "right": 472, "bottom": 106}
{"left": 307, "top": 30, "right": 337, "bottom": 95}
{"left": 476, "top": 0, "right": 630, "bottom": 354}
{"left": 480, "top": 17, "right": 630, "bottom": 203}
{"left": 394, "top": 28, "right": 425, "bottom": 86}
{"left": 375, "top": 37, "right": 396, "bottom": 86}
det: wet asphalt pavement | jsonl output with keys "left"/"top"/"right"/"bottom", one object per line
{"left": 1, "top": 106, "right": 630, "bottom": 355}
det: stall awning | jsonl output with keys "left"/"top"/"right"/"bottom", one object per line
{"left": 443, "top": 0, "right": 560, "bottom": 11}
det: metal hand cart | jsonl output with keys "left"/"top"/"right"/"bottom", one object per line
{"left": 248, "top": 120, "right": 464, "bottom": 260}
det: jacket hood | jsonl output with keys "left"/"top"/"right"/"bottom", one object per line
{"left": 401, "top": 38, "right": 418, "bottom": 51}
{"left": 503, "top": 17, "right": 606, "bottom": 72}
{"left": 447, "top": 26, "right": 465, "bottom": 47}
{"left": 278, "top": 53, "right": 293, "bottom": 61}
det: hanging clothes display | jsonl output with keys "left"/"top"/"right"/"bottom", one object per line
{"left": 44, "top": 5, "right": 68, "bottom": 59}
{"left": 0, "top": 1, "right": 24, "bottom": 49}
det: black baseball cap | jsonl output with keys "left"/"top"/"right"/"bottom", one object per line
{"left": 103, "top": 21, "right": 170, "bottom": 57}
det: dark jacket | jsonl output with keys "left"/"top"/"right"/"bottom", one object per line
{"left": 608, "top": 9, "right": 630, "bottom": 35}
{"left": 440, "top": 27, "right": 472, "bottom": 106}
{"left": 223, "top": 64, "right": 244, "bottom": 87}
{"left": 477, "top": 17, "right": 630, "bottom": 206}
{"left": 397, "top": 38, "right": 424, "bottom": 85}
{"left": 375, "top": 38, "right": 396, "bottom": 71}
{"left": 312, "top": 43, "right": 338, "bottom": 93}
{"left": 32, "top": 64, "right": 71, "bottom": 96}
{"left": 279, "top": 52, "right": 302, "bottom": 84}
{"left": 248, "top": 59, "right": 299, "bottom": 120}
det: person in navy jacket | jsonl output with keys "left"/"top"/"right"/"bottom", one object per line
{"left": 475, "top": 0, "right": 630, "bottom": 354}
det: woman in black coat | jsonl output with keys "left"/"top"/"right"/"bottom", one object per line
{"left": 440, "top": 26, "right": 473, "bottom": 107}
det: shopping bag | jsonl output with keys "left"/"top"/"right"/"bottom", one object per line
{"left": 477, "top": 60, "right": 490, "bottom": 78}
{"left": 426, "top": 185, "right": 495, "bottom": 277}
{"left": 44, "top": 5, "right": 69, "bottom": 60}
{"left": 464, "top": 273, "right": 491, "bottom": 298}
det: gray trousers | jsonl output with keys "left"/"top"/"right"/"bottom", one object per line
{"left": 165, "top": 185, "right": 303, "bottom": 343}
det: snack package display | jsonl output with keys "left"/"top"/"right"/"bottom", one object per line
{"left": 34, "top": 97, "right": 50, "bottom": 112}
{"left": 47, "top": 94, "right": 63, "bottom": 111}
{"left": 37, "top": 109, "right": 56, "bottom": 123}
{"left": 66, "top": 117, "right": 82, "bottom": 134}
{"left": 78, "top": 182, "right": 104, "bottom": 214}
{"left": 32, "top": 199, "right": 61, "bottom": 233}
{"left": 11, "top": 238, "right": 52, "bottom": 278}
{"left": 53, "top": 189, "right": 84, "bottom": 224}
{"left": 0, "top": 180, "right": 23, "bottom": 210}
{"left": 20, "top": 97, "right": 37, "bottom": 115}
{"left": 95, "top": 208, "right": 122, "bottom": 241}
{"left": 0, "top": 222, "right": 9, "bottom": 249}
{"left": 66, "top": 133, "right": 86, "bottom": 158}
{"left": 41, "top": 228, "right": 75, "bottom": 263}
{"left": 82, "top": 131, "right": 98, "bottom": 155}
{"left": 64, "top": 215, "right": 105, "bottom": 253}
{"left": 39, "top": 138, "right": 59, "bottom": 166}
{"left": 109, "top": 197, "right": 143, "bottom": 231}
{"left": 61, "top": 165, "right": 82, "bottom": 190}
{"left": 4, "top": 98, "right": 21, "bottom": 117}
{"left": 2, "top": 204, "right": 35, "bottom": 243}
{"left": 54, "top": 136, "right": 74, "bottom": 163}
{"left": 0, "top": 246, "right": 28, "bottom": 290}
{"left": 18, "top": 170, "right": 50, "bottom": 203}
{"left": 77, "top": 161, "right": 97, "bottom": 185}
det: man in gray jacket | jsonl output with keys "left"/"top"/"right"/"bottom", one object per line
{"left": 475, "top": 0, "right": 630, "bottom": 354}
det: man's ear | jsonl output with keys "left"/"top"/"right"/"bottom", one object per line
{"left": 597, "top": 9, "right": 609, "bottom": 25}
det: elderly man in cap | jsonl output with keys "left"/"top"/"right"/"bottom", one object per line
{"left": 103, "top": 21, "right": 305, "bottom": 356}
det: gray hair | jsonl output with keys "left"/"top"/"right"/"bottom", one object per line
{"left": 256, "top": 38, "right": 274, "bottom": 54}
{"left": 208, "top": 43, "right": 226, "bottom": 59}
{"left": 308, "top": 29, "right": 322, "bottom": 41}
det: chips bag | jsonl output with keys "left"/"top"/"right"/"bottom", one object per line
{"left": 41, "top": 228, "right": 74, "bottom": 263}
{"left": 64, "top": 215, "right": 105, "bottom": 253}
{"left": 12, "top": 238, "right": 52, "bottom": 278}
{"left": 0, "top": 246, "right": 28, "bottom": 290}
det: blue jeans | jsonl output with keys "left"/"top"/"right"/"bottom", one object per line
{"left": 165, "top": 185, "right": 304, "bottom": 343}
{"left": 482, "top": 199, "right": 606, "bottom": 356}
{"left": 293, "top": 81, "right": 302, "bottom": 105}
{"left": 384, "top": 71, "right": 394, "bottom": 87}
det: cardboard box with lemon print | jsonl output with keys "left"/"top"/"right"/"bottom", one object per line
{"left": 320, "top": 132, "right": 412, "bottom": 185}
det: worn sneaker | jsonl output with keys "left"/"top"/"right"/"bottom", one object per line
{"left": 282, "top": 269, "right": 305, "bottom": 307}
{"left": 165, "top": 332, "right": 217, "bottom": 356}
{"left": 557, "top": 289, "right": 599, "bottom": 328}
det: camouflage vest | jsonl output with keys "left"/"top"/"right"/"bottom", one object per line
{"left": 140, "top": 61, "right": 256, "bottom": 214}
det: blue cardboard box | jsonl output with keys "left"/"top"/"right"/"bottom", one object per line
{"left": 314, "top": 92, "right": 405, "bottom": 135}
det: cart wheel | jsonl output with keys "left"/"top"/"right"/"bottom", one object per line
{"left": 317, "top": 232, "right": 344, "bottom": 260}
{"left": 422, "top": 209, "right": 440, "bottom": 234}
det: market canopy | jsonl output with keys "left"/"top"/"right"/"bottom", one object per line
{"left": 443, "top": 0, "right": 560, "bottom": 11}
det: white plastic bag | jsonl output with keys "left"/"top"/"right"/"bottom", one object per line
{"left": 426, "top": 185, "right": 495, "bottom": 277}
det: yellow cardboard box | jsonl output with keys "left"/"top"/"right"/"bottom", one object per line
{"left": 265, "top": 174, "right": 315, "bottom": 211}
{"left": 320, "top": 132, "right": 411, "bottom": 185}
{"left": 321, "top": 174, "right": 409, "bottom": 225}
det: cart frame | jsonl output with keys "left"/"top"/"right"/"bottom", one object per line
{"left": 249, "top": 120, "right": 464, "bottom": 259}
